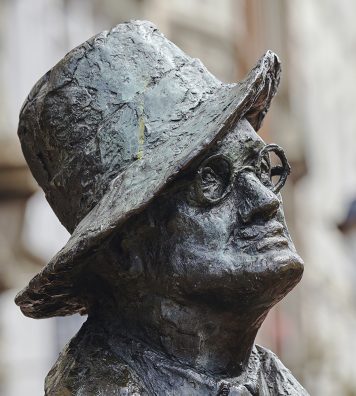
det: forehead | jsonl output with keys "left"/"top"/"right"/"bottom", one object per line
{"left": 216, "top": 118, "right": 265, "bottom": 161}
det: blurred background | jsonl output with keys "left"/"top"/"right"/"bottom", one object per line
{"left": 0, "top": 0, "right": 356, "bottom": 395}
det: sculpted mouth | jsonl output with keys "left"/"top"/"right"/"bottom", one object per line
{"left": 255, "top": 235, "right": 289, "bottom": 252}
{"left": 231, "top": 220, "right": 290, "bottom": 251}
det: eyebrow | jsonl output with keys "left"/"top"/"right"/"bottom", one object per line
{"left": 218, "top": 140, "right": 265, "bottom": 166}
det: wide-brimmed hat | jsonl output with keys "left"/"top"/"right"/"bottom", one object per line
{"left": 15, "top": 20, "right": 281, "bottom": 318}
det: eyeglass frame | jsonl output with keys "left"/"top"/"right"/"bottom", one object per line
{"left": 194, "top": 143, "right": 291, "bottom": 205}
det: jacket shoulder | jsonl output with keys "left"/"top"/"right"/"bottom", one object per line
{"left": 45, "top": 322, "right": 145, "bottom": 395}
{"left": 255, "top": 344, "right": 309, "bottom": 396}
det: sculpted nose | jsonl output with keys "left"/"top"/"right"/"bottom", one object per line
{"left": 237, "top": 172, "right": 280, "bottom": 223}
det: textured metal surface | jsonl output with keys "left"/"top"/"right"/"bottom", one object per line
{"left": 15, "top": 21, "right": 281, "bottom": 318}
{"left": 15, "top": 20, "right": 308, "bottom": 395}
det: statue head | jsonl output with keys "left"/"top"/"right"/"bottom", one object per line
{"left": 97, "top": 118, "right": 303, "bottom": 320}
{"left": 15, "top": 20, "right": 303, "bottom": 320}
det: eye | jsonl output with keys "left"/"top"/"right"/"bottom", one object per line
{"left": 270, "top": 152, "right": 285, "bottom": 188}
{"left": 257, "top": 144, "right": 290, "bottom": 194}
{"left": 195, "top": 155, "right": 232, "bottom": 204}
{"left": 259, "top": 156, "right": 272, "bottom": 186}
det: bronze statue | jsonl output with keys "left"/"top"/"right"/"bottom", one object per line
{"left": 15, "top": 20, "right": 308, "bottom": 395}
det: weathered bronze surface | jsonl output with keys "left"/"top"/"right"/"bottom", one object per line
{"left": 15, "top": 20, "right": 308, "bottom": 395}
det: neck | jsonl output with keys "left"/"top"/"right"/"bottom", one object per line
{"left": 92, "top": 293, "right": 267, "bottom": 377}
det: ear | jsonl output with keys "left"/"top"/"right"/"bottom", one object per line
{"left": 147, "top": 210, "right": 157, "bottom": 228}
{"left": 117, "top": 210, "right": 160, "bottom": 275}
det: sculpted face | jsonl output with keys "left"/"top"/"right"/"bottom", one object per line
{"left": 147, "top": 118, "right": 304, "bottom": 310}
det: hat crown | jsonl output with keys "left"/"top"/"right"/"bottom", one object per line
{"left": 18, "top": 21, "right": 222, "bottom": 232}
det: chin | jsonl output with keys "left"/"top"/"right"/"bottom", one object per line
{"left": 169, "top": 245, "right": 304, "bottom": 311}
{"left": 261, "top": 247, "right": 304, "bottom": 275}
{"left": 213, "top": 247, "right": 304, "bottom": 310}
{"left": 239, "top": 247, "right": 304, "bottom": 309}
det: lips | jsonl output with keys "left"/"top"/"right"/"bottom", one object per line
{"left": 238, "top": 220, "right": 284, "bottom": 239}
{"left": 256, "top": 235, "right": 289, "bottom": 252}
{"left": 232, "top": 220, "right": 290, "bottom": 251}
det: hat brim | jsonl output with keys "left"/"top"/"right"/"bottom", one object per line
{"left": 16, "top": 51, "right": 281, "bottom": 318}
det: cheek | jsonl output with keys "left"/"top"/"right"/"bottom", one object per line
{"left": 166, "top": 199, "right": 237, "bottom": 249}
{"left": 159, "top": 199, "right": 239, "bottom": 285}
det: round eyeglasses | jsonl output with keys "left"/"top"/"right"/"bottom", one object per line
{"left": 194, "top": 144, "right": 290, "bottom": 205}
